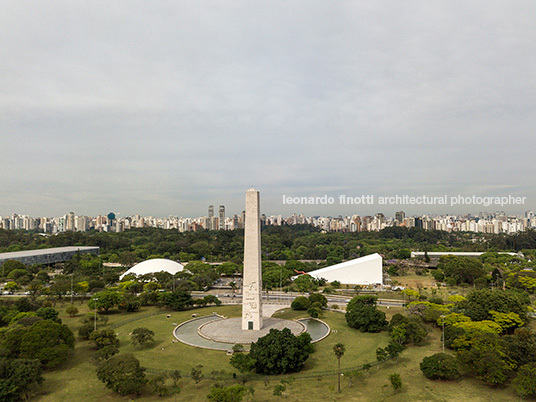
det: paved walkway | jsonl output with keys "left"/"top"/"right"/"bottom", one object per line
{"left": 173, "top": 311, "right": 330, "bottom": 351}
{"left": 199, "top": 317, "right": 305, "bottom": 344}
{"left": 262, "top": 303, "right": 289, "bottom": 317}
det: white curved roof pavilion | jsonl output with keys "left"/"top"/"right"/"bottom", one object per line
{"left": 119, "top": 258, "right": 184, "bottom": 280}
{"left": 306, "top": 253, "right": 383, "bottom": 285}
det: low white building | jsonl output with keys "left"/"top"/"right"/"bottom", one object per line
{"left": 306, "top": 253, "right": 383, "bottom": 285}
{"left": 119, "top": 258, "right": 184, "bottom": 280}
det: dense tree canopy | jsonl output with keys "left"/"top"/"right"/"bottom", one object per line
{"left": 460, "top": 289, "right": 530, "bottom": 322}
{"left": 420, "top": 353, "right": 461, "bottom": 381}
{"left": 15, "top": 320, "right": 74, "bottom": 368}
{"left": 249, "top": 328, "right": 313, "bottom": 375}
{"left": 96, "top": 354, "right": 146, "bottom": 396}
{"left": 346, "top": 295, "right": 387, "bottom": 332}
{"left": 0, "top": 358, "right": 43, "bottom": 402}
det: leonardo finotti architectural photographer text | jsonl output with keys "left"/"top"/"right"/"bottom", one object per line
{"left": 282, "top": 194, "right": 527, "bottom": 207}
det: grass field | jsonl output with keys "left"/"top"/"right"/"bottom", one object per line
{"left": 32, "top": 301, "right": 521, "bottom": 401}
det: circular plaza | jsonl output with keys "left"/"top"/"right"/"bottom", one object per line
{"left": 173, "top": 309, "right": 330, "bottom": 351}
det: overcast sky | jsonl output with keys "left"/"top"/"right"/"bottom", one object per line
{"left": 1, "top": 1, "right": 535, "bottom": 218}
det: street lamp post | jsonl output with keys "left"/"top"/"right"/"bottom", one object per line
{"left": 440, "top": 314, "right": 446, "bottom": 353}
{"left": 93, "top": 298, "right": 99, "bottom": 331}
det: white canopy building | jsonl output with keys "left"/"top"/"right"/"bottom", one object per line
{"left": 119, "top": 258, "right": 184, "bottom": 280}
{"left": 306, "top": 253, "right": 383, "bottom": 285}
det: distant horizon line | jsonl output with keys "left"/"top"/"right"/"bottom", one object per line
{"left": 2, "top": 209, "right": 534, "bottom": 220}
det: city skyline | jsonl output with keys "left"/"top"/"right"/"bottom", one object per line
{"left": 1, "top": 2, "right": 535, "bottom": 217}
{"left": 2, "top": 207, "right": 534, "bottom": 236}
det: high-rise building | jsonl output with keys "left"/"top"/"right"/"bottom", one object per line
{"left": 75, "top": 216, "right": 87, "bottom": 232}
{"left": 67, "top": 212, "right": 75, "bottom": 231}
{"left": 218, "top": 205, "right": 225, "bottom": 230}
{"left": 395, "top": 211, "right": 405, "bottom": 223}
{"left": 208, "top": 205, "right": 214, "bottom": 218}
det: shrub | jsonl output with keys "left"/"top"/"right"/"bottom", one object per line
{"left": 512, "top": 363, "right": 536, "bottom": 398}
{"left": 420, "top": 353, "right": 461, "bottom": 381}
{"left": 90, "top": 328, "right": 119, "bottom": 349}
{"left": 78, "top": 323, "right": 95, "bottom": 340}
{"left": 308, "top": 293, "right": 327, "bottom": 307}
{"left": 291, "top": 296, "right": 310, "bottom": 311}
{"left": 65, "top": 305, "right": 79, "bottom": 317}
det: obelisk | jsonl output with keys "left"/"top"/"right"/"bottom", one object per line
{"left": 242, "top": 188, "right": 263, "bottom": 330}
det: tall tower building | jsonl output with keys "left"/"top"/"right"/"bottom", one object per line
{"left": 218, "top": 205, "right": 225, "bottom": 230}
{"left": 208, "top": 205, "right": 214, "bottom": 218}
{"left": 67, "top": 212, "right": 75, "bottom": 231}
{"left": 242, "top": 188, "right": 263, "bottom": 331}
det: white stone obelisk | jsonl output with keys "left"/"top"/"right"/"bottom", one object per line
{"left": 242, "top": 188, "right": 263, "bottom": 330}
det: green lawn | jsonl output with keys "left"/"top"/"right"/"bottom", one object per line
{"left": 32, "top": 302, "right": 521, "bottom": 401}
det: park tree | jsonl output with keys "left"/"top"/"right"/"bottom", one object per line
{"left": 13, "top": 297, "right": 39, "bottom": 314}
{"left": 17, "top": 320, "right": 74, "bottom": 368}
{"left": 420, "top": 353, "right": 461, "bottom": 381}
{"left": 119, "top": 251, "right": 138, "bottom": 268}
{"left": 169, "top": 369, "right": 182, "bottom": 390}
{"left": 207, "top": 384, "right": 249, "bottom": 402}
{"left": 88, "top": 291, "right": 121, "bottom": 312}
{"left": 457, "top": 333, "right": 513, "bottom": 386}
{"left": 461, "top": 289, "right": 530, "bottom": 323}
{"left": 273, "top": 383, "right": 286, "bottom": 397}
{"left": 307, "top": 302, "right": 323, "bottom": 318}
{"left": 263, "top": 265, "right": 293, "bottom": 291}
{"left": 438, "top": 255, "right": 486, "bottom": 285}
{"left": 309, "top": 293, "right": 328, "bottom": 307}
{"left": 291, "top": 296, "right": 310, "bottom": 311}
{"left": 78, "top": 323, "right": 95, "bottom": 339}
{"left": 249, "top": 328, "right": 313, "bottom": 375}
{"left": 191, "top": 364, "right": 204, "bottom": 384}
{"left": 90, "top": 328, "right": 120, "bottom": 349}
{"left": 230, "top": 353, "right": 255, "bottom": 374}
{"left": 131, "top": 327, "right": 155, "bottom": 349}
{"left": 202, "top": 294, "right": 222, "bottom": 306}
{"left": 49, "top": 276, "right": 71, "bottom": 298}
{"left": 388, "top": 373, "right": 402, "bottom": 394}
{"left": 9, "top": 311, "right": 37, "bottom": 326}
{"left": 489, "top": 310, "right": 523, "bottom": 334}
{"left": 502, "top": 328, "right": 536, "bottom": 367}
{"left": 118, "top": 293, "right": 141, "bottom": 312}
{"left": 96, "top": 353, "right": 147, "bottom": 396}
{"left": 1, "top": 260, "right": 28, "bottom": 278}
{"left": 346, "top": 295, "right": 387, "bottom": 332}
{"left": 390, "top": 325, "right": 407, "bottom": 345}
{"left": 217, "top": 262, "right": 239, "bottom": 276}
{"left": 66, "top": 305, "right": 79, "bottom": 317}
{"left": 8, "top": 269, "right": 30, "bottom": 284}
{"left": 388, "top": 313, "right": 408, "bottom": 331}
{"left": 26, "top": 280, "right": 43, "bottom": 299}
{"left": 230, "top": 353, "right": 255, "bottom": 384}
{"left": 512, "top": 363, "right": 536, "bottom": 398}
{"left": 405, "top": 320, "right": 428, "bottom": 344}
{"left": 95, "top": 345, "right": 119, "bottom": 362}
{"left": 0, "top": 358, "right": 43, "bottom": 402}
{"left": 36, "top": 307, "right": 61, "bottom": 323}
{"left": 385, "top": 342, "right": 404, "bottom": 362}
{"left": 402, "top": 289, "right": 420, "bottom": 301}
{"left": 3, "top": 281, "right": 20, "bottom": 293}
{"left": 376, "top": 347, "right": 388, "bottom": 368}
{"left": 333, "top": 343, "right": 345, "bottom": 393}
{"left": 292, "top": 274, "right": 318, "bottom": 293}
{"left": 158, "top": 291, "right": 193, "bottom": 311}
{"left": 16, "top": 315, "right": 42, "bottom": 327}
{"left": 148, "top": 373, "right": 169, "bottom": 396}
